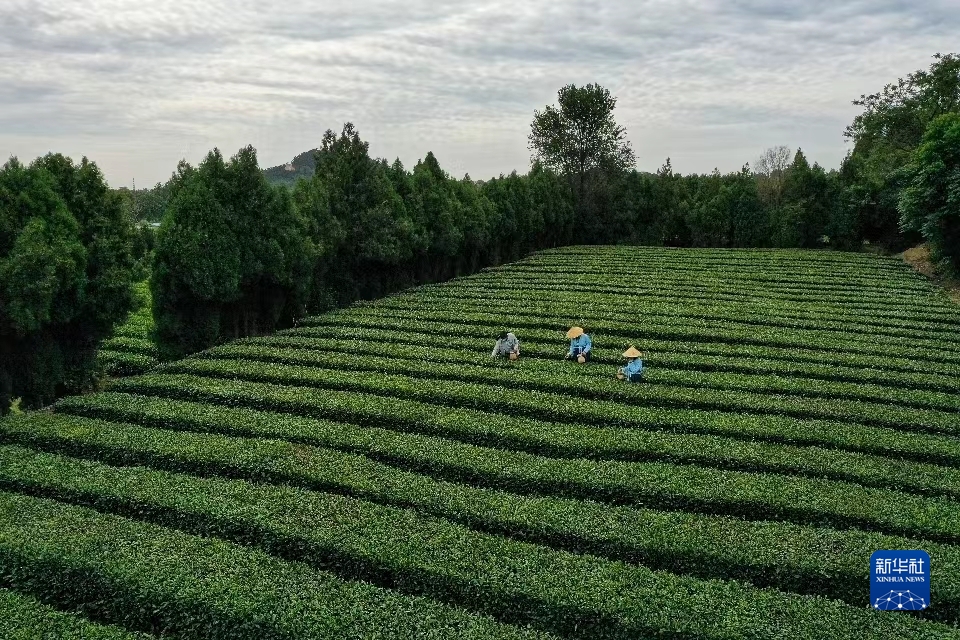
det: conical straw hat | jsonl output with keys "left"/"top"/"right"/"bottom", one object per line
{"left": 622, "top": 346, "right": 642, "bottom": 358}
{"left": 566, "top": 326, "right": 584, "bottom": 339}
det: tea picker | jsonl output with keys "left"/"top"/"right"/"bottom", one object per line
{"left": 617, "top": 346, "right": 645, "bottom": 382}
{"left": 565, "top": 326, "right": 592, "bottom": 363}
{"left": 492, "top": 331, "right": 520, "bottom": 360}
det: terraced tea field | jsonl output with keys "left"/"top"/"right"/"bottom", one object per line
{"left": 97, "top": 281, "right": 160, "bottom": 377}
{"left": 3, "top": 246, "right": 960, "bottom": 638}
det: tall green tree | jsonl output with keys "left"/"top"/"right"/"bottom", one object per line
{"left": 291, "top": 123, "right": 580, "bottom": 313}
{"left": 687, "top": 170, "right": 728, "bottom": 247}
{"left": 152, "top": 146, "right": 314, "bottom": 357}
{"left": 652, "top": 159, "right": 691, "bottom": 247}
{"left": 298, "top": 124, "right": 425, "bottom": 305}
{"left": 411, "top": 152, "right": 464, "bottom": 270}
{"left": 0, "top": 154, "right": 135, "bottom": 413}
{"left": 842, "top": 52, "right": 960, "bottom": 247}
{"left": 686, "top": 166, "right": 768, "bottom": 248}
{"left": 753, "top": 146, "right": 792, "bottom": 213}
{"left": 451, "top": 174, "right": 496, "bottom": 272}
{"left": 602, "top": 169, "right": 658, "bottom": 245}
{"left": 726, "top": 165, "right": 768, "bottom": 247}
{"left": 782, "top": 149, "right": 834, "bottom": 248}
{"left": 898, "top": 112, "right": 960, "bottom": 273}
{"left": 529, "top": 84, "right": 635, "bottom": 238}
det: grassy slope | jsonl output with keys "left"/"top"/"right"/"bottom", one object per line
{"left": 903, "top": 244, "right": 960, "bottom": 305}
{"left": 3, "top": 246, "right": 960, "bottom": 639}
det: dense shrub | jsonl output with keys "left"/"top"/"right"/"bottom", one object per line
{"left": 899, "top": 113, "right": 960, "bottom": 273}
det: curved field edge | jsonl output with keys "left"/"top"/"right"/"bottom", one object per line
{"left": 4, "top": 246, "right": 959, "bottom": 639}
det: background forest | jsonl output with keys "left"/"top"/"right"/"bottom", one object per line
{"left": 2, "top": 53, "right": 959, "bottom": 414}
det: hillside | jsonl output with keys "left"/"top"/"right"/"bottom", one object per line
{"left": 3, "top": 246, "right": 960, "bottom": 638}
{"left": 261, "top": 148, "right": 318, "bottom": 188}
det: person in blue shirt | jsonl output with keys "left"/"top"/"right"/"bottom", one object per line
{"left": 617, "top": 346, "right": 645, "bottom": 382}
{"left": 565, "top": 326, "right": 592, "bottom": 363}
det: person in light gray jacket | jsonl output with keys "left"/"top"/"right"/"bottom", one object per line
{"left": 492, "top": 332, "right": 520, "bottom": 360}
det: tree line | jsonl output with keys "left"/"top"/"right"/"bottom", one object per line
{"left": 151, "top": 125, "right": 575, "bottom": 358}
{"left": 1, "top": 53, "right": 958, "bottom": 414}
{"left": 1, "top": 155, "right": 135, "bottom": 412}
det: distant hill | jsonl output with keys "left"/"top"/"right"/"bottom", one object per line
{"left": 262, "top": 149, "right": 317, "bottom": 188}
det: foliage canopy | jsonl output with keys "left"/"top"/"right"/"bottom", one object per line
{"left": 0, "top": 154, "right": 135, "bottom": 413}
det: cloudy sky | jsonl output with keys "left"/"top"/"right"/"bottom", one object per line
{"left": 1, "top": 0, "right": 957, "bottom": 187}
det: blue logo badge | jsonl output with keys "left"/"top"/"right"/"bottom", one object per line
{"left": 871, "top": 550, "right": 930, "bottom": 611}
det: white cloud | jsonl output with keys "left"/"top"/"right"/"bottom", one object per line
{"left": 1, "top": 0, "right": 957, "bottom": 185}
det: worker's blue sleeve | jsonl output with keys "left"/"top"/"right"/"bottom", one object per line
{"left": 625, "top": 358, "right": 643, "bottom": 375}
{"left": 568, "top": 335, "right": 589, "bottom": 355}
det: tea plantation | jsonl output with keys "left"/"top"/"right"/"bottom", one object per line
{"left": 97, "top": 281, "right": 160, "bottom": 377}
{"left": 3, "top": 246, "right": 960, "bottom": 638}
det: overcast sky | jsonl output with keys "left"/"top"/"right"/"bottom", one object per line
{"left": 2, "top": 0, "right": 957, "bottom": 187}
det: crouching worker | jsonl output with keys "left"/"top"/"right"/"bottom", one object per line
{"left": 565, "top": 326, "right": 592, "bottom": 363}
{"left": 617, "top": 346, "right": 645, "bottom": 382}
{"left": 492, "top": 331, "right": 520, "bottom": 360}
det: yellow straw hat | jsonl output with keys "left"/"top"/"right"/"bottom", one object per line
{"left": 622, "top": 346, "right": 642, "bottom": 359}
{"left": 566, "top": 326, "right": 584, "bottom": 339}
